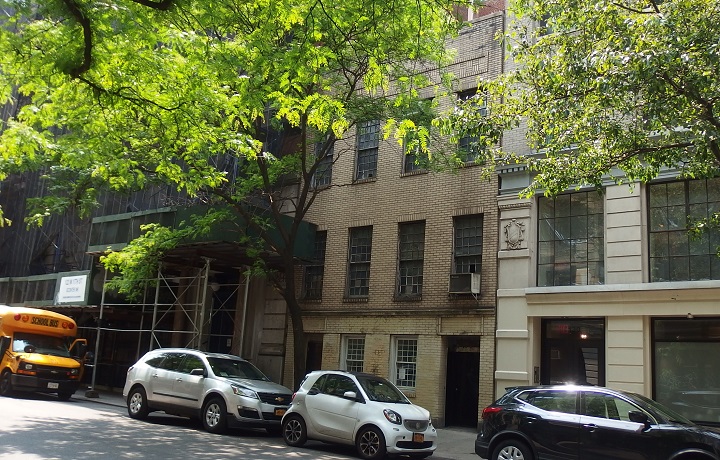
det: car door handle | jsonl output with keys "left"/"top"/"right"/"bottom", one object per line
{"left": 582, "top": 423, "right": 597, "bottom": 432}
{"left": 176, "top": 378, "right": 183, "bottom": 382}
{"left": 152, "top": 374, "right": 159, "bottom": 379}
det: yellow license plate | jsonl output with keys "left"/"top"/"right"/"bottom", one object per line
{"left": 275, "top": 408, "right": 286, "bottom": 416}
{"left": 413, "top": 433, "right": 424, "bottom": 443}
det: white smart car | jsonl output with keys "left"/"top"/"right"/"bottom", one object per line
{"left": 281, "top": 370, "right": 437, "bottom": 459}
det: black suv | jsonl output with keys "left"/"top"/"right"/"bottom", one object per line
{"left": 475, "top": 385, "right": 720, "bottom": 460}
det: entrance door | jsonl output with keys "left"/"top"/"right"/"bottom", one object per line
{"left": 445, "top": 336, "right": 480, "bottom": 427}
{"left": 541, "top": 319, "right": 605, "bottom": 386}
{"left": 306, "top": 334, "right": 323, "bottom": 372}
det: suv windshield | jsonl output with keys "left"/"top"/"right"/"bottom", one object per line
{"left": 208, "top": 357, "right": 269, "bottom": 381}
{"left": 629, "top": 392, "right": 694, "bottom": 425}
{"left": 13, "top": 332, "right": 72, "bottom": 357}
{"left": 357, "top": 375, "right": 410, "bottom": 403}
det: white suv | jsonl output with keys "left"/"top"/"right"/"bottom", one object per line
{"left": 281, "top": 370, "right": 437, "bottom": 459}
{"left": 123, "top": 348, "right": 292, "bottom": 434}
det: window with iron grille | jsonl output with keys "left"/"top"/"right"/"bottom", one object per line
{"left": 347, "top": 226, "right": 373, "bottom": 297}
{"left": 453, "top": 214, "right": 483, "bottom": 274}
{"left": 537, "top": 191, "right": 604, "bottom": 286}
{"left": 303, "top": 231, "right": 327, "bottom": 299}
{"left": 312, "top": 139, "right": 333, "bottom": 188}
{"left": 649, "top": 178, "right": 720, "bottom": 282}
{"left": 397, "top": 221, "right": 425, "bottom": 296}
{"left": 392, "top": 337, "right": 417, "bottom": 389}
{"left": 356, "top": 120, "right": 380, "bottom": 180}
{"left": 456, "top": 89, "right": 487, "bottom": 164}
{"left": 342, "top": 336, "right": 365, "bottom": 372}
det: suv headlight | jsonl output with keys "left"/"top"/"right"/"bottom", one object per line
{"left": 383, "top": 409, "right": 402, "bottom": 425}
{"left": 231, "top": 384, "right": 258, "bottom": 399}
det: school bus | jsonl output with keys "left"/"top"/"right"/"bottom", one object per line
{"left": 0, "top": 305, "right": 90, "bottom": 401}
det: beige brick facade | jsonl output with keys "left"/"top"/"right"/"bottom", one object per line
{"left": 280, "top": 12, "right": 505, "bottom": 428}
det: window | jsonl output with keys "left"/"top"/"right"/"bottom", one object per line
{"left": 648, "top": 178, "right": 720, "bottom": 282}
{"left": 178, "top": 355, "right": 205, "bottom": 374}
{"left": 347, "top": 226, "right": 373, "bottom": 297}
{"left": 519, "top": 389, "right": 578, "bottom": 414}
{"left": 319, "top": 374, "right": 360, "bottom": 398}
{"left": 303, "top": 231, "right": 327, "bottom": 299}
{"left": 392, "top": 337, "right": 417, "bottom": 389}
{"left": 397, "top": 221, "right": 425, "bottom": 296}
{"left": 342, "top": 336, "right": 365, "bottom": 372}
{"left": 402, "top": 137, "right": 428, "bottom": 174}
{"left": 312, "top": 138, "right": 333, "bottom": 187}
{"left": 538, "top": 191, "right": 604, "bottom": 286}
{"left": 654, "top": 317, "right": 720, "bottom": 424}
{"left": 453, "top": 214, "right": 483, "bottom": 274}
{"left": 356, "top": 120, "right": 380, "bottom": 180}
{"left": 456, "top": 89, "right": 487, "bottom": 163}
{"left": 582, "top": 392, "right": 639, "bottom": 421}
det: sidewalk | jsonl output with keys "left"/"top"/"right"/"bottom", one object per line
{"left": 73, "top": 389, "right": 479, "bottom": 460}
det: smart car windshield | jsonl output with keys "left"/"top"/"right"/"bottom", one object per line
{"left": 208, "top": 357, "right": 269, "bottom": 381}
{"left": 358, "top": 376, "right": 410, "bottom": 403}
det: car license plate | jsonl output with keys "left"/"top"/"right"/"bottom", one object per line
{"left": 413, "top": 433, "right": 424, "bottom": 443}
{"left": 275, "top": 408, "right": 286, "bottom": 417}
{"left": 47, "top": 382, "right": 59, "bottom": 389}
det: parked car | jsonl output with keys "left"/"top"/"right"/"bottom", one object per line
{"left": 475, "top": 384, "right": 720, "bottom": 460}
{"left": 122, "top": 348, "right": 293, "bottom": 434}
{"left": 281, "top": 370, "right": 437, "bottom": 459}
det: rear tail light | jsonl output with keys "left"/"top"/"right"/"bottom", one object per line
{"left": 481, "top": 406, "right": 502, "bottom": 420}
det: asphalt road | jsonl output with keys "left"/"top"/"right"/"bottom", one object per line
{"left": 0, "top": 392, "right": 479, "bottom": 460}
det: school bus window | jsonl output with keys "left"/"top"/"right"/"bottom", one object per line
{"left": 12, "top": 333, "right": 72, "bottom": 357}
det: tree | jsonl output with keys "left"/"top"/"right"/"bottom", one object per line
{"left": 0, "top": 0, "right": 467, "bottom": 386}
{"left": 446, "top": 0, "right": 720, "bottom": 207}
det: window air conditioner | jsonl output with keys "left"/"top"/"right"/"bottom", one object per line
{"left": 448, "top": 273, "right": 481, "bottom": 294}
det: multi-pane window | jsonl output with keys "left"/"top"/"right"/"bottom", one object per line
{"left": 453, "top": 214, "right": 483, "bottom": 274}
{"left": 392, "top": 337, "right": 418, "bottom": 389}
{"left": 398, "top": 221, "right": 425, "bottom": 296}
{"left": 402, "top": 99, "right": 433, "bottom": 174}
{"left": 403, "top": 138, "right": 428, "bottom": 174}
{"left": 537, "top": 191, "right": 604, "bottom": 286}
{"left": 649, "top": 178, "right": 720, "bottom": 282}
{"left": 347, "top": 226, "right": 373, "bottom": 297}
{"left": 342, "top": 336, "right": 365, "bottom": 372}
{"left": 303, "top": 231, "right": 327, "bottom": 299}
{"left": 312, "top": 139, "right": 333, "bottom": 188}
{"left": 456, "top": 89, "right": 487, "bottom": 163}
{"left": 356, "top": 120, "right": 380, "bottom": 180}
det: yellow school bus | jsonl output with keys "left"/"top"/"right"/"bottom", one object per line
{"left": 0, "top": 305, "right": 89, "bottom": 401}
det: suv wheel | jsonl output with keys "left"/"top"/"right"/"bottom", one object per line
{"left": 493, "top": 439, "right": 533, "bottom": 460}
{"left": 356, "top": 426, "right": 387, "bottom": 460}
{"left": 282, "top": 415, "right": 307, "bottom": 447}
{"left": 127, "top": 386, "right": 149, "bottom": 419}
{"left": 202, "top": 397, "right": 227, "bottom": 434}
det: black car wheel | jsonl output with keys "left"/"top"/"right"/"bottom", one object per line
{"left": 356, "top": 426, "right": 387, "bottom": 460}
{"left": 282, "top": 415, "right": 307, "bottom": 447}
{"left": 493, "top": 439, "right": 533, "bottom": 460}
{"left": 57, "top": 390, "right": 73, "bottom": 401}
{"left": 202, "top": 397, "right": 228, "bottom": 434}
{"left": 127, "top": 386, "right": 150, "bottom": 420}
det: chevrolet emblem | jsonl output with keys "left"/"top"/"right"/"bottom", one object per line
{"left": 275, "top": 396, "right": 285, "bottom": 403}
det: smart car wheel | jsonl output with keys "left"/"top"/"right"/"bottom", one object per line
{"left": 493, "top": 439, "right": 533, "bottom": 460}
{"left": 356, "top": 426, "right": 387, "bottom": 460}
{"left": 127, "top": 386, "right": 149, "bottom": 420}
{"left": 202, "top": 397, "right": 228, "bottom": 434}
{"left": 282, "top": 415, "right": 307, "bottom": 447}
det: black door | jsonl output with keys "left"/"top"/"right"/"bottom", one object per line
{"left": 445, "top": 336, "right": 480, "bottom": 427}
{"left": 542, "top": 319, "right": 605, "bottom": 386}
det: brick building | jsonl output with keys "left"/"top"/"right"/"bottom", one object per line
{"left": 283, "top": 8, "right": 505, "bottom": 428}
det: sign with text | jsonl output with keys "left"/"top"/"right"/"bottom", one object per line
{"left": 56, "top": 274, "right": 88, "bottom": 303}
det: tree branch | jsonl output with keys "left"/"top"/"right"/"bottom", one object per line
{"left": 60, "top": 0, "right": 92, "bottom": 78}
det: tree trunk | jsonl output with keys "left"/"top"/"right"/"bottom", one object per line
{"left": 282, "top": 264, "right": 307, "bottom": 390}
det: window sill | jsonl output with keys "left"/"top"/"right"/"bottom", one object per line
{"left": 400, "top": 170, "right": 428, "bottom": 177}
{"left": 393, "top": 294, "right": 422, "bottom": 302}
{"left": 300, "top": 298, "right": 322, "bottom": 304}
{"left": 353, "top": 177, "right": 377, "bottom": 184}
{"left": 342, "top": 296, "right": 369, "bottom": 303}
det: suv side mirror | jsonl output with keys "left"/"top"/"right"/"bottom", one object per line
{"left": 628, "top": 410, "right": 651, "bottom": 429}
{"left": 190, "top": 368, "right": 207, "bottom": 377}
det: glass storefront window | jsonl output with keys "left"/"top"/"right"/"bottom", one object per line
{"left": 654, "top": 318, "right": 720, "bottom": 424}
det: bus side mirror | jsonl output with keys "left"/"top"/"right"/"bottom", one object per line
{"left": 0, "top": 336, "right": 9, "bottom": 356}
{"left": 84, "top": 351, "right": 95, "bottom": 364}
